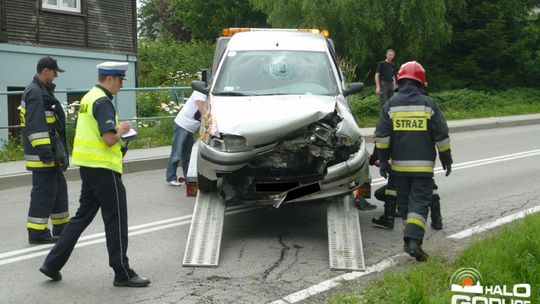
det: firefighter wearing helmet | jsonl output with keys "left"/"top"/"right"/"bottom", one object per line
{"left": 375, "top": 61, "right": 453, "bottom": 261}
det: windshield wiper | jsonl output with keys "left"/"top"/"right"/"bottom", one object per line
{"left": 213, "top": 91, "right": 252, "bottom": 96}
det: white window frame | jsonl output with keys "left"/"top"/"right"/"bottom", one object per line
{"left": 42, "top": 0, "right": 81, "bottom": 14}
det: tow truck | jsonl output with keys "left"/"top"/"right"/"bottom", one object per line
{"left": 182, "top": 28, "right": 371, "bottom": 271}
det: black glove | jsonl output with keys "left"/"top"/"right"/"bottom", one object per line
{"left": 379, "top": 162, "right": 389, "bottom": 179}
{"left": 439, "top": 151, "right": 453, "bottom": 177}
{"left": 442, "top": 163, "right": 452, "bottom": 176}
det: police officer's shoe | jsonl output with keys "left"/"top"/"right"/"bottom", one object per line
{"left": 353, "top": 196, "right": 377, "bottom": 211}
{"left": 39, "top": 264, "right": 62, "bottom": 281}
{"left": 113, "top": 275, "right": 151, "bottom": 287}
{"left": 371, "top": 215, "right": 394, "bottom": 229}
{"left": 404, "top": 239, "right": 429, "bottom": 262}
{"left": 29, "top": 235, "right": 60, "bottom": 244}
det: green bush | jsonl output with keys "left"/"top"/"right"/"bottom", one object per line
{"left": 137, "top": 38, "right": 214, "bottom": 87}
{"left": 0, "top": 137, "right": 24, "bottom": 162}
{"left": 349, "top": 87, "right": 540, "bottom": 127}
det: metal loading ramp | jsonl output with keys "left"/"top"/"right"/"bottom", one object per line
{"left": 327, "top": 193, "right": 365, "bottom": 271}
{"left": 182, "top": 191, "right": 226, "bottom": 267}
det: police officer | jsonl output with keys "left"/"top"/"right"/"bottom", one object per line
{"left": 39, "top": 62, "right": 151, "bottom": 287}
{"left": 21, "top": 56, "right": 69, "bottom": 244}
{"left": 375, "top": 61, "right": 452, "bottom": 261}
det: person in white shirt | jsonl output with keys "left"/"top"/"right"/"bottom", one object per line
{"left": 165, "top": 91, "right": 207, "bottom": 186}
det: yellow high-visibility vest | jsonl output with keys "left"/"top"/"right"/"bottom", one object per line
{"left": 72, "top": 86, "right": 123, "bottom": 173}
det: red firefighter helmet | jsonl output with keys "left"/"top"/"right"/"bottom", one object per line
{"left": 397, "top": 61, "right": 426, "bottom": 86}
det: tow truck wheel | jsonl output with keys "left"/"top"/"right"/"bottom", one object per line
{"left": 197, "top": 173, "right": 217, "bottom": 192}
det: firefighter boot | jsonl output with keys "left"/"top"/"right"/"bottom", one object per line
{"left": 404, "top": 238, "right": 429, "bottom": 262}
{"left": 52, "top": 223, "right": 67, "bottom": 237}
{"left": 353, "top": 195, "right": 376, "bottom": 211}
{"left": 430, "top": 201, "right": 443, "bottom": 230}
{"left": 371, "top": 200, "right": 396, "bottom": 229}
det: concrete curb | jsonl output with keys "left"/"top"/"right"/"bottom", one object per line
{"left": 1, "top": 114, "right": 539, "bottom": 190}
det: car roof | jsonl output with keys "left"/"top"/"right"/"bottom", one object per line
{"left": 227, "top": 31, "right": 328, "bottom": 52}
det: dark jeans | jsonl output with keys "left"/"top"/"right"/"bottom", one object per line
{"left": 166, "top": 123, "right": 195, "bottom": 182}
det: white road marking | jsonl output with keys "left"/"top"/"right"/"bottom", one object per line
{"left": 0, "top": 205, "right": 261, "bottom": 266}
{"left": 370, "top": 148, "right": 540, "bottom": 186}
{"left": 448, "top": 204, "right": 540, "bottom": 239}
{"left": 269, "top": 255, "right": 405, "bottom": 304}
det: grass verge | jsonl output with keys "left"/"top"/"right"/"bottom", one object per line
{"left": 322, "top": 212, "right": 540, "bottom": 304}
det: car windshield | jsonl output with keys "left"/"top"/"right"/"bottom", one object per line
{"left": 213, "top": 50, "right": 339, "bottom": 96}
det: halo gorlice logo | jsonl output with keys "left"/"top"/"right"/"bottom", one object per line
{"left": 450, "top": 268, "right": 532, "bottom": 304}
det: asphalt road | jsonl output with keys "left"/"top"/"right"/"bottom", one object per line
{"left": 0, "top": 124, "right": 539, "bottom": 304}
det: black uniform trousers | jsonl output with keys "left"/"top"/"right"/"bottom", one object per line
{"left": 43, "top": 166, "right": 135, "bottom": 281}
{"left": 374, "top": 174, "right": 397, "bottom": 204}
{"left": 376, "top": 175, "right": 441, "bottom": 219}
{"left": 393, "top": 176, "right": 433, "bottom": 242}
{"left": 28, "top": 169, "right": 68, "bottom": 239}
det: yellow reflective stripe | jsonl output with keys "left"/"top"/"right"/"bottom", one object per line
{"left": 438, "top": 144, "right": 450, "bottom": 152}
{"left": 27, "top": 222, "right": 48, "bottom": 230}
{"left": 376, "top": 142, "right": 390, "bottom": 149}
{"left": 31, "top": 137, "right": 51, "bottom": 147}
{"left": 406, "top": 217, "right": 426, "bottom": 229}
{"left": 46, "top": 116, "right": 56, "bottom": 123}
{"left": 391, "top": 165, "right": 434, "bottom": 173}
{"left": 389, "top": 111, "right": 432, "bottom": 119}
{"left": 385, "top": 189, "right": 397, "bottom": 196}
{"left": 20, "top": 108, "right": 26, "bottom": 126}
{"left": 25, "top": 160, "right": 56, "bottom": 168}
{"left": 51, "top": 217, "right": 70, "bottom": 225}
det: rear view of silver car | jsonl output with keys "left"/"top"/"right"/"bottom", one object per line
{"left": 192, "top": 29, "right": 370, "bottom": 207}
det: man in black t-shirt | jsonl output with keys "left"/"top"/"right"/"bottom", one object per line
{"left": 375, "top": 49, "right": 396, "bottom": 107}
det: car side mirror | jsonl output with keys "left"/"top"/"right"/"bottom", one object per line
{"left": 192, "top": 80, "right": 209, "bottom": 95}
{"left": 201, "top": 69, "right": 212, "bottom": 85}
{"left": 344, "top": 82, "right": 364, "bottom": 97}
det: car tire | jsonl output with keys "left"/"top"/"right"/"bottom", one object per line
{"left": 198, "top": 173, "right": 217, "bottom": 192}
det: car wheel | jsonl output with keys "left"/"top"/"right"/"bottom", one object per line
{"left": 197, "top": 173, "right": 217, "bottom": 192}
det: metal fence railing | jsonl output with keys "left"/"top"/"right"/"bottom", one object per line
{"left": 0, "top": 86, "right": 192, "bottom": 132}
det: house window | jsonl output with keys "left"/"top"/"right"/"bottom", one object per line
{"left": 42, "top": 0, "right": 81, "bottom": 13}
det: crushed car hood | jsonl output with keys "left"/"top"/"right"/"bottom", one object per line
{"left": 210, "top": 95, "right": 362, "bottom": 146}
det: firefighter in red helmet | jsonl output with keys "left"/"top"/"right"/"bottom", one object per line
{"left": 375, "top": 61, "right": 452, "bottom": 261}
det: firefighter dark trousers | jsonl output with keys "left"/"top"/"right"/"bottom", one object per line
{"left": 43, "top": 167, "right": 136, "bottom": 281}
{"left": 375, "top": 173, "right": 397, "bottom": 211}
{"left": 394, "top": 176, "right": 433, "bottom": 242}
{"left": 28, "top": 169, "right": 69, "bottom": 239}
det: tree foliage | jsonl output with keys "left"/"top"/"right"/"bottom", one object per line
{"left": 250, "top": 0, "right": 464, "bottom": 83}
{"left": 137, "top": 0, "right": 540, "bottom": 90}
{"left": 138, "top": 0, "right": 267, "bottom": 41}
{"left": 439, "top": 0, "right": 540, "bottom": 89}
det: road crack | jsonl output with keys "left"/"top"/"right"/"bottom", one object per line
{"left": 262, "top": 232, "right": 290, "bottom": 280}
{"left": 276, "top": 244, "right": 303, "bottom": 279}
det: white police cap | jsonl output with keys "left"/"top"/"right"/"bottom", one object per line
{"left": 96, "top": 61, "right": 129, "bottom": 79}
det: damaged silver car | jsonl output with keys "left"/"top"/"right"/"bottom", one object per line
{"left": 191, "top": 29, "right": 370, "bottom": 207}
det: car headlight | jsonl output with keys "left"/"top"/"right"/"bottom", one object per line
{"left": 209, "top": 135, "right": 252, "bottom": 152}
{"left": 337, "top": 134, "right": 353, "bottom": 146}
